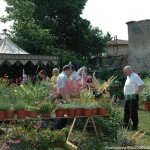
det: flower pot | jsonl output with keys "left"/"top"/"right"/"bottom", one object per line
{"left": 93, "top": 108, "right": 98, "bottom": 115}
{"left": 6, "top": 111, "right": 15, "bottom": 118}
{"left": 55, "top": 109, "right": 65, "bottom": 117}
{"left": 0, "top": 111, "right": 6, "bottom": 120}
{"left": 144, "top": 102, "right": 150, "bottom": 111}
{"left": 42, "top": 112, "right": 50, "bottom": 118}
{"left": 84, "top": 109, "right": 93, "bottom": 116}
{"left": 67, "top": 109, "right": 76, "bottom": 117}
{"left": 28, "top": 111, "right": 38, "bottom": 118}
{"left": 54, "top": 141, "right": 65, "bottom": 147}
{"left": 81, "top": 108, "right": 84, "bottom": 116}
{"left": 25, "top": 110, "right": 29, "bottom": 117}
{"left": 16, "top": 110, "right": 26, "bottom": 119}
{"left": 75, "top": 108, "right": 82, "bottom": 116}
{"left": 98, "top": 108, "right": 108, "bottom": 116}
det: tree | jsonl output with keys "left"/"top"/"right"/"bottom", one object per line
{"left": 1, "top": 0, "right": 57, "bottom": 54}
{"left": 1, "top": 0, "right": 112, "bottom": 68}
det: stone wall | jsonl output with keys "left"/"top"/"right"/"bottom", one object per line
{"left": 107, "top": 45, "right": 128, "bottom": 56}
{"left": 127, "top": 20, "right": 150, "bottom": 72}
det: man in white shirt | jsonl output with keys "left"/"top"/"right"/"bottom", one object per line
{"left": 57, "top": 65, "right": 71, "bottom": 99}
{"left": 123, "top": 66, "right": 145, "bottom": 130}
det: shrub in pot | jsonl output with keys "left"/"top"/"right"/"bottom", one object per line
{"left": 98, "top": 95, "right": 112, "bottom": 117}
{"left": 66, "top": 104, "right": 76, "bottom": 117}
{"left": 75, "top": 103, "right": 83, "bottom": 116}
{"left": 83, "top": 104, "right": 93, "bottom": 116}
{"left": 144, "top": 95, "right": 150, "bottom": 111}
{"left": 27, "top": 106, "right": 39, "bottom": 118}
{"left": 39, "top": 101, "right": 54, "bottom": 117}
{"left": 0, "top": 99, "right": 7, "bottom": 120}
{"left": 55, "top": 104, "right": 66, "bottom": 117}
{"left": 14, "top": 100, "right": 26, "bottom": 119}
{"left": 5, "top": 104, "right": 15, "bottom": 119}
{"left": 91, "top": 102, "right": 98, "bottom": 115}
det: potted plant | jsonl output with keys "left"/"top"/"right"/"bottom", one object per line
{"left": 27, "top": 106, "right": 39, "bottom": 118}
{"left": 75, "top": 103, "right": 83, "bottom": 116}
{"left": 66, "top": 103, "right": 76, "bottom": 117}
{"left": 91, "top": 102, "right": 98, "bottom": 115}
{"left": 83, "top": 104, "right": 93, "bottom": 116}
{"left": 140, "top": 77, "right": 150, "bottom": 111}
{"left": 39, "top": 101, "right": 54, "bottom": 117}
{"left": 144, "top": 95, "right": 150, "bottom": 111}
{"left": 55, "top": 104, "right": 66, "bottom": 117}
{"left": 5, "top": 104, "right": 15, "bottom": 119}
{"left": 14, "top": 100, "right": 26, "bottom": 119}
{"left": 0, "top": 99, "right": 7, "bottom": 120}
{"left": 98, "top": 95, "right": 112, "bottom": 117}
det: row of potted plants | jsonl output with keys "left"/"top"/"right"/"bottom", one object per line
{"left": 0, "top": 78, "right": 113, "bottom": 120}
{"left": 0, "top": 99, "right": 55, "bottom": 120}
{"left": 55, "top": 100, "right": 111, "bottom": 118}
{"left": 0, "top": 80, "right": 54, "bottom": 120}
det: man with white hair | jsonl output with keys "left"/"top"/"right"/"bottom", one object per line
{"left": 123, "top": 66, "right": 145, "bottom": 130}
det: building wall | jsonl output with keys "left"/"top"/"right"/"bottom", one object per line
{"left": 127, "top": 20, "right": 150, "bottom": 72}
{"left": 107, "top": 45, "right": 128, "bottom": 56}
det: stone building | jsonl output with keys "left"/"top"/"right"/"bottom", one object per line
{"left": 127, "top": 20, "right": 150, "bottom": 72}
{"left": 106, "top": 38, "right": 128, "bottom": 56}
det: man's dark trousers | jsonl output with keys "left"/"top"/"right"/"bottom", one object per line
{"left": 123, "top": 95, "right": 139, "bottom": 130}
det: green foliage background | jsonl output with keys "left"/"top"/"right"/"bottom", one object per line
{"left": 0, "top": 0, "right": 111, "bottom": 67}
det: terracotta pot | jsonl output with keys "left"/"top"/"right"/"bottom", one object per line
{"left": 67, "top": 109, "right": 76, "bottom": 117}
{"left": 28, "top": 111, "right": 38, "bottom": 118}
{"left": 84, "top": 109, "right": 93, "bottom": 116}
{"left": 145, "top": 102, "right": 150, "bottom": 111}
{"left": 6, "top": 111, "right": 15, "bottom": 118}
{"left": 42, "top": 112, "right": 50, "bottom": 118}
{"left": 81, "top": 108, "right": 84, "bottom": 116}
{"left": 16, "top": 110, "right": 26, "bottom": 119}
{"left": 98, "top": 108, "right": 108, "bottom": 116}
{"left": 0, "top": 111, "right": 6, "bottom": 120}
{"left": 54, "top": 141, "right": 64, "bottom": 147}
{"left": 75, "top": 108, "right": 82, "bottom": 116}
{"left": 55, "top": 109, "right": 65, "bottom": 117}
{"left": 93, "top": 108, "right": 98, "bottom": 115}
{"left": 25, "top": 110, "right": 29, "bottom": 117}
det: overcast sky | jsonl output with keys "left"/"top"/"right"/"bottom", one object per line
{"left": 1, "top": 0, "right": 150, "bottom": 40}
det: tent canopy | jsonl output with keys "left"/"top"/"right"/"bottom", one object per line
{"left": 0, "top": 36, "right": 60, "bottom": 66}
{"left": 0, "top": 36, "right": 29, "bottom": 54}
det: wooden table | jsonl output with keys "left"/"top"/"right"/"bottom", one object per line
{"left": 66, "top": 116, "right": 101, "bottom": 150}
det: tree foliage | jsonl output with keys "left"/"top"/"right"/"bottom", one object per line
{"left": 1, "top": 0, "right": 56, "bottom": 54}
{"left": 1, "top": 0, "right": 112, "bottom": 67}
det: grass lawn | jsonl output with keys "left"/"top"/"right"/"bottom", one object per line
{"left": 118, "top": 100, "right": 150, "bottom": 147}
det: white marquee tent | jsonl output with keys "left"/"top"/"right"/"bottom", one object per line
{"left": 0, "top": 36, "right": 59, "bottom": 66}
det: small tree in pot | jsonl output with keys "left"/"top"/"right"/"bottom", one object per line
{"left": 39, "top": 101, "right": 54, "bottom": 117}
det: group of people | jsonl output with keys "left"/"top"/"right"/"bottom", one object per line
{"left": 38, "top": 64, "right": 92, "bottom": 100}
{"left": 38, "top": 64, "right": 145, "bottom": 131}
{"left": 0, "top": 64, "right": 146, "bottom": 131}
{"left": 38, "top": 64, "right": 92, "bottom": 129}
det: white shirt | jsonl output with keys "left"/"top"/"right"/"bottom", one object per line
{"left": 57, "top": 72, "right": 68, "bottom": 89}
{"left": 124, "top": 72, "right": 144, "bottom": 95}
{"left": 71, "top": 71, "right": 80, "bottom": 80}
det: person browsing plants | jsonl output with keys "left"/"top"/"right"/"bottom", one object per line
{"left": 51, "top": 68, "right": 59, "bottom": 85}
{"left": 123, "top": 66, "right": 145, "bottom": 131}
{"left": 56, "top": 65, "right": 71, "bottom": 99}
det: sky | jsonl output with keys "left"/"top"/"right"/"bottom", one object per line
{"left": 0, "top": 0, "right": 150, "bottom": 40}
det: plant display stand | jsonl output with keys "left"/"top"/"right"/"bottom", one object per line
{"left": 66, "top": 116, "right": 100, "bottom": 150}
